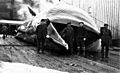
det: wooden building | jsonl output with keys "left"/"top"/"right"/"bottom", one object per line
{"left": 0, "top": 0, "right": 35, "bottom": 20}
{"left": 62, "top": 0, "right": 120, "bottom": 40}
{"left": 0, "top": 0, "right": 12, "bottom": 19}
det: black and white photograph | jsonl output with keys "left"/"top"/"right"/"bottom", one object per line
{"left": 0, "top": 0, "right": 120, "bottom": 73}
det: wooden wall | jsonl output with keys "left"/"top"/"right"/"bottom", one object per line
{"left": 0, "top": 0, "right": 11, "bottom": 19}
{"left": 62, "top": 0, "right": 120, "bottom": 39}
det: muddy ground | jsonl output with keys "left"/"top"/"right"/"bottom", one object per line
{"left": 0, "top": 37, "right": 119, "bottom": 73}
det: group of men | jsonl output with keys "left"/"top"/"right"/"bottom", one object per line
{"left": 60, "top": 22, "right": 87, "bottom": 56}
{"left": 1, "top": 24, "right": 17, "bottom": 39}
{"left": 36, "top": 19, "right": 112, "bottom": 59}
{"left": 36, "top": 19, "right": 87, "bottom": 56}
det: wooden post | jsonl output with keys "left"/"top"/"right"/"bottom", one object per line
{"left": 10, "top": 0, "right": 14, "bottom": 20}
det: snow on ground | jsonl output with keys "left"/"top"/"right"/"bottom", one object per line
{"left": 0, "top": 61, "right": 68, "bottom": 73}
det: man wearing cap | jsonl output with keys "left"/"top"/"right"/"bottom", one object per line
{"left": 36, "top": 19, "right": 50, "bottom": 54}
{"left": 2, "top": 24, "right": 8, "bottom": 39}
{"left": 61, "top": 22, "right": 74, "bottom": 55}
{"left": 76, "top": 22, "right": 87, "bottom": 56}
{"left": 100, "top": 24, "right": 112, "bottom": 59}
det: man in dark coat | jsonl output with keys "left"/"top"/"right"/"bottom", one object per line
{"left": 76, "top": 22, "right": 87, "bottom": 56}
{"left": 61, "top": 22, "right": 74, "bottom": 55}
{"left": 2, "top": 24, "right": 8, "bottom": 39}
{"left": 36, "top": 19, "right": 50, "bottom": 54}
{"left": 100, "top": 24, "right": 112, "bottom": 59}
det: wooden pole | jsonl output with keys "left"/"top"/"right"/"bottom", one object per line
{"left": 10, "top": 0, "right": 14, "bottom": 20}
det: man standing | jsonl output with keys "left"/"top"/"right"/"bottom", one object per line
{"left": 61, "top": 22, "right": 74, "bottom": 55}
{"left": 100, "top": 24, "right": 112, "bottom": 59}
{"left": 36, "top": 19, "right": 50, "bottom": 54}
{"left": 76, "top": 22, "right": 87, "bottom": 56}
{"left": 2, "top": 24, "right": 8, "bottom": 39}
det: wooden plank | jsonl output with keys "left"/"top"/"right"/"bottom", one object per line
{"left": 0, "top": 20, "right": 25, "bottom": 25}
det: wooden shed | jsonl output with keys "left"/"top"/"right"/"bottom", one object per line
{"left": 62, "top": 0, "right": 120, "bottom": 40}
{"left": 0, "top": 0, "right": 12, "bottom": 19}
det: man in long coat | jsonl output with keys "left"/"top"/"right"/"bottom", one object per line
{"left": 2, "top": 24, "right": 8, "bottom": 39}
{"left": 36, "top": 19, "right": 50, "bottom": 54}
{"left": 76, "top": 22, "right": 87, "bottom": 56}
{"left": 100, "top": 24, "right": 112, "bottom": 59}
{"left": 61, "top": 22, "right": 74, "bottom": 55}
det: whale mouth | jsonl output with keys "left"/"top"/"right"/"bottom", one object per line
{"left": 51, "top": 22, "right": 100, "bottom": 49}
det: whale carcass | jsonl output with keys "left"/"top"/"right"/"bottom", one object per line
{"left": 16, "top": 3, "right": 101, "bottom": 52}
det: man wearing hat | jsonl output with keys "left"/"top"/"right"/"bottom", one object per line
{"left": 2, "top": 24, "right": 8, "bottom": 39}
{"left": 36, "top": 19, "right": 50, "bottom": 54}
{"left": 100, "top": 24, "right": 112, "bottom": 59}
{"left": 76, "top": 22, "right": 87, "bottom": 56}
{"left": 61, "top": 22, "right": 74, "bottom": 55}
